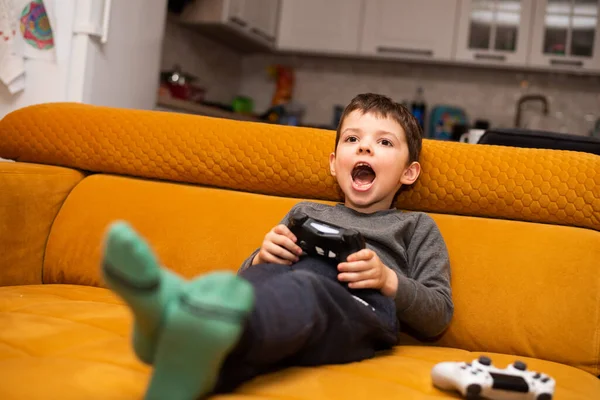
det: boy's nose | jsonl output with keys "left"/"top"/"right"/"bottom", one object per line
{"left": 358, "top": 145, "right": 372, "bottom": 154}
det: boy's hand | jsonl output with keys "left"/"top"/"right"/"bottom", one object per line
{"left": 337, "top": 249, "right": 398, "bottom": 297}
{"left": 252, "top": 224, "right": 303, "bottom": 266}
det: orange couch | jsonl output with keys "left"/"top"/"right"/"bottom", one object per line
{"left": 0, "top": 103, "right": 599, "bottom": 399}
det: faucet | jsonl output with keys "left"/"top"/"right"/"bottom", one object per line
{"left": 515, "top": 94, "right": 549, "bottom": 128}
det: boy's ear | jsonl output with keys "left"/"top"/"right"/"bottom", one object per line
{"left": 329, "top": 152, "right": 337, "bottom": 176}
{"left": 400, "top": 161, "right": 421, "bottom": 185}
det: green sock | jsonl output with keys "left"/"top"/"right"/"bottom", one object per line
{"left": 101, "top": 221, "right": 184, "bottom": 364}
{"left": 144, "top": 271, "right": 255, "bottom": 400}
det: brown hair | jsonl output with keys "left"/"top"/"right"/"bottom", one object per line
{"left": 335, "top": 93, "right": 422, "bottom": 163}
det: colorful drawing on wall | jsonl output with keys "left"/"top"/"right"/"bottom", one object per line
{"left": 20, "top": 0, "right": 54, "bottom": 50}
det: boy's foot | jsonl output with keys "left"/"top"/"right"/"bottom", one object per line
{"left": 144, "top": 271, "right": 254, "bottom": 400}
{"left": 101, "top": 221, "right": 183, "bottom": 364}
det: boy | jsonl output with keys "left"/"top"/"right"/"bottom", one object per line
{"left": 101, "top": 93, "right": 453, "bottom": 400}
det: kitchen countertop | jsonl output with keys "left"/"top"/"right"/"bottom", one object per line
{"left": 155, "top": 96, "right": 260, "bottom": 122}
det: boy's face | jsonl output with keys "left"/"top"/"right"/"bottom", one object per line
{"left": 329, "top": 110, "right": 420, "bottom": 213}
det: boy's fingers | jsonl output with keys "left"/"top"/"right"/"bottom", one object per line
{"left": 258, "top": 245, "right": 289, "bottom": 265}
{"left": 260, "top": 250, "right": 292, "bottom": 265}
{"left": 265, "top": 242, "right": 298, "bottom": 263}
{"left": 337, "top": 268, "right": 374, "bottom": 282}
{"left": 337, "top": 260, "right": 370, "bottom": 272}
{"left": 271, "top": 234, "right": 303, "bottom": 256}
{"left": 339, "top": 272, "right": 372, "bottom": 284}
{"left": 337, "top": 272, "right": 354, "bottom": 282}
{"left": 274, "top": 224, "right": 297, "bottom": 243}
{"left": 346, "top": 249, "right": 374, "bottom": 262}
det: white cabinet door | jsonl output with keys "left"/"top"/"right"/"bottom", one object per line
{"left": 360, "top": 0, "right": 459, "bottom": 61}
{"left": 529, "top": 0, "right": 600, "bottom": 71}
{"left": 246, "top": 0, "right": 280, "bottom": 43}
{"left": 220, "top": 0, "right": 279, "bottom": 45}
{"left": 276, "top": 0, "right": 363, "bottom": 54}
{"left": 179, "top": 0, "right": 278, "bottom": 47}
{"left": 226, "top": 0, "right": 248, "bottom": 27}
{"left": 454, "top": 0, "right": 534, "bottom": 65}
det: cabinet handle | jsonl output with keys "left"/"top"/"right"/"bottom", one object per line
{"left": 376, "top": 46, "right": 433, "bottom": 57}
{"left": 229, "top": 16, "right": 247, "bottom": 27}
{"left": 474, "top": 53, "right": 506, "bottom": 61}
{"left": 250, "top": 27, "right": 275, "bottom": 42}
{"left": 550, "top": 59, "right": 583, "bottom": 67}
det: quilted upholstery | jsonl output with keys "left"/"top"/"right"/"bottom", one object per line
{"left": 0, "top": 103, "right": 598, "bottom": 231}
{"left": 39, "top": 174, "right": 600, "bottom": 376}
{"left": 1, "top": 285, "right": 599, "bottom": 400}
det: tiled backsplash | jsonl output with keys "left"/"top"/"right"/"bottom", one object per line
{"left": 240, "top": 54, "right": 600, "bottom": 136}
{"left": 162, "top": 19, "right": 600, "bottom": 136}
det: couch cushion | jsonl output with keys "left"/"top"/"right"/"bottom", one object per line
{"left": 43, "top": 174, "right": 309, "bottom": 285}
{"left": 432, "top": 214, "right": 600, "bottom": 377}
{"left": 42, "top": 173, "right": 600, "bottom": 376}
{"left": 1, "top": 284, "right": 598, "bottom": 399}
{"left": 0, "top": 284, "right": 148, "bottom": 399}
{"left": 0, "top": 162, "right": 85, "bottom": 286}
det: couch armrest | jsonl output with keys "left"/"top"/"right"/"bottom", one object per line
{"left": 0, "top": 162, "right": 84, "bottom": 286}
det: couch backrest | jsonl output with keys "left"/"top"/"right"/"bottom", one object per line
{"left": 0, "top": 103, "right": 597, "bottom": 231}
{"left": 0, "top": 103, "right": 599, "bottom": 377}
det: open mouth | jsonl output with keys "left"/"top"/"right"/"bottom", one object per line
{"left": 351, "top": 162, "right": 376, "bottom": 191}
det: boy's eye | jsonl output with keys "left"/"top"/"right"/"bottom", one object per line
{"left": 380, "top": 139, "right": 393, "bottom": 146}
{"left": 345, "top": 136, "right": 358, "bottom": 143}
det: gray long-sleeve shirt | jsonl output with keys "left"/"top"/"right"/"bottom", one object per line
{"left": 239, "top": 201, "right": 454, "bottom": 338}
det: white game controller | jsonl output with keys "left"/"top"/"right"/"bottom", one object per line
{"left": 431, "top": 355, "right": 555, "bottom": 400}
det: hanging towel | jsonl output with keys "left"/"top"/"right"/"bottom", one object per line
{"left": 0, "top": 0, "right": 57, "bottom": 94}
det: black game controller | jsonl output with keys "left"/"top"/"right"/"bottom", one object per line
{"left": 287, "top": 210, "right": 366, "bottom": 264}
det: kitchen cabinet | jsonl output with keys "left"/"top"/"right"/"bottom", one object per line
{"left": 359, "top": 0, "right": 459, "bottom": 61}
{"left": 243, "top": 0, "right": 280, "bottom": 43}
{"left": 276, "top": 0, "right": 363, "bottom": 54}
{"left": 528, "top": 0, "right": 600, "bottom": 71}
{"left": 454, "top": 0, "right": 535, "bottom": 66}
{"left": 179, "top": 0, "right": 280, "bottom": 49}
